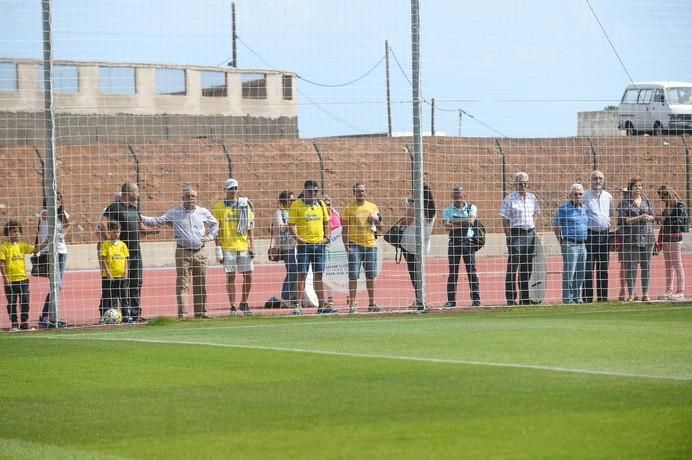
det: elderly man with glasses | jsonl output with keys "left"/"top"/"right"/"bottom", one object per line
{"left": 582, "top": 170, "right": 614, "bottom": 303}
{"left": 288, "top": 180, "right": 337, "bottom": 315}
{"left": 500, "top": 172, "right": 541, "bottom": 305}
{"left": 554, "top": 183, "right": 589, "bottom": 304}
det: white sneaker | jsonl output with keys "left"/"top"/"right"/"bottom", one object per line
{"left": 348, "top": 304, "right": 358, "bottom": 314}
{"left": 291, "top": 307, "right": 302, "bottom": 316}
{"left": 10, "top": 326, "right": 20, "bottom": 332}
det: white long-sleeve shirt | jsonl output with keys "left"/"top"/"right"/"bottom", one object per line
{"left": 142, "top": 206, "right": 218, "bottom": 249}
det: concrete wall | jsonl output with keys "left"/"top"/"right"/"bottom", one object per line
{"left": 0, "top": 59, "right": 298, "bottom": 144}
{"left": 577, "top": 110, "right": 622, "bottom": 137}
{"left": 0, "top": 112, "right": 298, "bottom": 145}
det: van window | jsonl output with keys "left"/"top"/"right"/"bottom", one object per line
{"left": 668, "top": 87, "right": 692, "bottom": 105}
{"left": 653, "top": 88, "right": 664, "bottom": 103}
{"left": 637, "top": 89, "right": 653, "bottom": 104}
{"left": 622, "top": 89, "right": 638, "bottom": 104}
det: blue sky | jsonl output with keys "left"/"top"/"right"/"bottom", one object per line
{"left": 1, "top": 0, "right": 690, "bottom": 138}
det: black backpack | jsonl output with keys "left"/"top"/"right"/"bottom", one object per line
{"left": 469, "top": 219, "right": 486, "bottom": 252}
{"left": 676, "top": 202, "right": 689, "bottom": 233}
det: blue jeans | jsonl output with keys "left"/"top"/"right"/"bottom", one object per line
{"left": 281, "top": 248, "right": 297, "bottom": 301}
{"left": 561, "top": 240, "right": 586, "bottom": 303}
{"left": 347, "top": 244, "right": 378, "bottom": 280}
{"left": 296, "top": 244, "right": 326, "bottom": 274}
{"left": 41, "top": 252, "right": 67, "bottom": 319}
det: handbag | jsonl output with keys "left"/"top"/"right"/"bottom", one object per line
{"left": 30, "top": 253, "right": 49, "bottom": 277}
{"left": 267, "top": 223, "right": 282, "bottom": 262}
{"left": 383, "top": 221, "right": 404, "bottom": 248}
{"left": 383, "top": 219, "right": 405, "bottom": 264}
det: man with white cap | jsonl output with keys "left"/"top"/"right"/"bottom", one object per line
{"left": 212, "top": 178, "right": 255, "bottom": 316}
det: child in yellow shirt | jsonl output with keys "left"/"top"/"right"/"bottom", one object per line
{"left": 0, "top": 220, "right": 43, "bottom": 331}
{"left": 99, "top": 221, "right": 131, "bottom": 323}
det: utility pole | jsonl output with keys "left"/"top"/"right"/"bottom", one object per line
{"left": 430, "top": 98, "right": 435, "bottom": 136}
{"left": 385, "top": 40, "right": 392, "bottom": 137}
{"left": 458, "top": 109, "right": 463, "bottom": 137}
{"left": 230, "top": 2, "right": 237, "bottom": 67}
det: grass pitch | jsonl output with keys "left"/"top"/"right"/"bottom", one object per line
{"left": 1, "top": 303, "right": 691, "bottom": 459}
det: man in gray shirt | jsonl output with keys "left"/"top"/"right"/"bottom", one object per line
{"left": 142, "top": 185, "right": 219, "bottom": 319}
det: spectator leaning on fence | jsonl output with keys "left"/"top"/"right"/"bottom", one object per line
{"left": 500, "top": 172, "right": 541, "bottom": 306}
{"left": 583, "top": 170, "right": 614, "bottom": 303}
{"left": 212, "top": 178, "right": 255, "bottom": 317}
{"left": 0, "top": 220, "right": 45, "bottom": 331}
{"left": 554, "top": 183, "right": 588, "bottom": 304}
{"left": 141, "top": 185, "right": 219, "bottom": 319}
{"left": 442, "top": 184, "right": 481, "bottom": 309}
{"left": 341, "top": 182, "right": 383, "bottom": 314}
{"left": 37, "top": 192, "right": 71, "bottom": 326}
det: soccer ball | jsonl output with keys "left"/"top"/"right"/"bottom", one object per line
{"left": 102, "top": 308, "right": 123, "bottom": 325}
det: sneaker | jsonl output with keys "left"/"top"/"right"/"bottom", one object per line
{"left": 20, "top": 323, "right": 36, "bottom": 331}
{"left": 348, "top": 303, "right": 358, "bottom": 314}
{"left": 123, "top": 316, "right": 135, "bottom": 324}
{"left": 239, "top": 302, "right": 252, "bottom": 317}
{"left": 416, "top": 303, "right": 428, "bottom": 313}
{"left": 229, "top": 306, "right": 238, "bottom": 317}
{"left": 367, "top": 304, "right": 383, "bottom": 313}
{"left": 10, "top": 325, "right": 20, "bottom": 332}
{"left": 316, "top": 306, "right": 339, "bottom": 314}
{"left": 442, "top": 302, "right": 457, "bottom": 310}
{"left": 671, "top": 293, "right": 685, "bottom": 300}
{"left": 291, "top": 306, "right": 302, "bottom": 316}
{"left": 472, "top": 301, "right": 481, "bottom": 308}
{"left": 657, "top": 293, "right": 673, "bottom": 300}
{"left": 98, "top": 318, "right": 105, "bottom": 325}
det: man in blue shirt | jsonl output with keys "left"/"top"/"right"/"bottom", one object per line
{"left": 442, "top": 185, "right": 480, "bottom": 308}
{"left": 554, "top": 184, "right": 588, "bottom": 304}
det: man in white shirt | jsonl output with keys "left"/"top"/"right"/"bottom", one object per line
{"left": 500, "top": 172, "right": 541, "bottom": 305}
{"left": 582, "top": 170, "right": 614, "bottom": 302}
{"left": 141, "top": 186, "right": 219, "bottom": 319}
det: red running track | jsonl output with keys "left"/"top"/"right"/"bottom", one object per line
{"left": 2, "top": 254, "right": 690, "bottom": 328}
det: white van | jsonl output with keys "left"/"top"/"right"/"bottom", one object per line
{"left": 618, "top": 81, "right": 692, "bottom": 135}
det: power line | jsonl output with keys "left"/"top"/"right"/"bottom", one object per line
{"left": 585, "top": 0, "right": 635, "bottom": 85}
{"left": 232, "top": 35, "right": 369, "bottom": 134}
{"left": 297, "top": 55, "right": 386, "bottom": 88}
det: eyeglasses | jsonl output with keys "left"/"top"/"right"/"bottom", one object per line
{"left": 226, "top": 186, "right": 238, "bottom": 191}
{"left": 305, "top": 189, "right": 318, "bottom": 193}
{"left": 574, "top": 192, "right": 584, "bottom": 196}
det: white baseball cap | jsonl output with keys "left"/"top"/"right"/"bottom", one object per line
{"left": 224, "top": 178, "right": 239, "bottom": 189}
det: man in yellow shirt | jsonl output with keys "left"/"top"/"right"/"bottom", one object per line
{"left": 342, "top": 182, "right": 382, "bottom": 313}
{"left": 0, "top": 220, "right": 43, "bottom": 331}
{"left": 99, "top": 220, "right": 130, "bottom": 323}
{"left": 213, "top": 178, "right": 255, "bottom": 316}
{"left": 288, "top": 180, "right": 336, "bottom": 315}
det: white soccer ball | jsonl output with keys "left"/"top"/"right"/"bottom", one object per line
{"left": 102, "top": 308, "right": 123, "bottom": 325}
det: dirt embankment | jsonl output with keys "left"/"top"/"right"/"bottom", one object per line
{"left": 1, "top": 136, "right": 688, "bottom": 244}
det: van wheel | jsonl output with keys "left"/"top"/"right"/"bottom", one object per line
{"left": 653, "top": 122, "right": 663, "bottom": 136}
{"left": 625, "top": 122, "right": 636, "bottom": 136}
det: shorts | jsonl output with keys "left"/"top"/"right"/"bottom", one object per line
{"left": 222, "top": 251, "right": 254, "bottom": 273}
{"left": 348, "top": 244, "right": 378, "bottom": 280}
{"left": 296, "top": 244, "right": 326, "bottom": 274}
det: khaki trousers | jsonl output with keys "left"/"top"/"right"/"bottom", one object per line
{"left": 175, "top": 247, "right": 209, "bottom": 317}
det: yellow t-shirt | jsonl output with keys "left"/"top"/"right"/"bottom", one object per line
{"left": 100, "top": 240, "right": 129, "bottom": 279}
{"left": 212, "top": 200, "right": 255, "bottom": 251}
{"left": 342, "top": 200, "right": 380, "bottom": 248}
{"left": 0, "top": 241, "right": 34, "bottom": 282}
{"left": 288, "top": 199, "right": 329, "bottom": 244}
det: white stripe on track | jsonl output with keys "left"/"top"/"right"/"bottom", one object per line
{"left": 43, "top": 334, "right": 692, "bottom": 382}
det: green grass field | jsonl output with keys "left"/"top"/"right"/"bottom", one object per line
{"left": 1, "top": 303, "right": 691, "bottom": 459}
